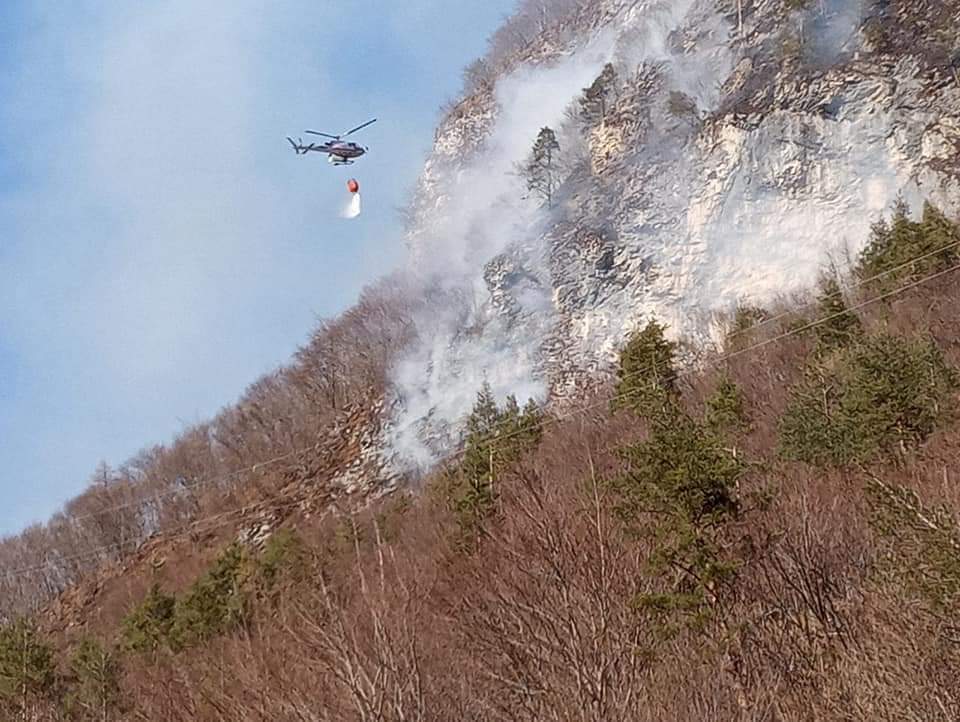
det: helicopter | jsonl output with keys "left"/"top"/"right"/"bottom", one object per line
{"left": 287, "top": 118, "right": 377, "bottom": 165}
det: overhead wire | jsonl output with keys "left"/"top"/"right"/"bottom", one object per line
{"left": 4, "top": 252, "right": 960, "bottom": 581}
{"left": 2, "top": 498, "right": 308, "bottom": 580}
{"left": 58, "top": 237, "right": 960, "bottom": 528}
{"left": 65, "top": 447, "right": 307, "bottom": 528}
{"left": 723, "top": 238, "right": 960, "bottom": 345}
{"left": 451, "top": 254, "right": 960, "bottom": 454}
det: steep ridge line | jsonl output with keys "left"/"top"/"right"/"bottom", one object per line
{"left": 47, "top": 398, "right": 390, "bottom": 529}
{"left": 13, "top": 234, "right": 959, "bottom": 540}
{"left": 7, "top": 254, "right": 960, "bottom": 581}
{"left": 9, "top": 2, "right": 952, "bottom": 592}
{"left": 721, "top": 238, "right": 960, "bottom": 344}
{"left": 396, "top": 0, "right": 960, "bottom": 450}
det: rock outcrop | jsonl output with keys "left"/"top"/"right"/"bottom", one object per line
{"left": 389, "top": 0, "right": 960, "bottom": 460}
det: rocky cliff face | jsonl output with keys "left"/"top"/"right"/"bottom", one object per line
{"left": 385, "top": 0, "right": 960, "bottom": 465}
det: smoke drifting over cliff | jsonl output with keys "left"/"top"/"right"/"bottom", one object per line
{"left": 382, "top": 0, "right": 959, "bottom": 470}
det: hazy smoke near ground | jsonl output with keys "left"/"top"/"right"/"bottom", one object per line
{"left": 384, "top": 26, "right": 621, "bottom": 467}
{"left": 800, "top": 0, "right": 867, "bottom": 66}
{"left": 385, "top": 2, "right": 731, "bottom": 468}
{"left": 383, "top": 0, "right": 944, "bottom": 470}
{"left": 413, "top": 32, "right": 620, "bottom": 278}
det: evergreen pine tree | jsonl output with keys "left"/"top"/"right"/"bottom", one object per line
{"left": 0, "top": 619, "right": 58, "bottom": 718}
{"left": 524, "top": 127, "right": 561, "bottom": 208}
{"left": 494, "top": 395, "right": 543, "bottom": 471}
{"left": 856, "top": 200, "right": 960, "bottom": 284}
{"left": 255, "top": 529, "right": 307, "bottom": 598}
{"left": 67, "top": 637, "right": 122, "bottom": 722}
{"left": 780, "top": 333, "right": 958, "bottom": 466}
{"left": 705, "top": 375, "right": 749, "bottom": 436}
{"left": 813, "top": 274, "right": 862, "bottom": 354}
{"left": 620, "top": 413, "right": 742, "bottom": 525}
{"left": 615, "top": 321, "right": 751, "bottom": 630}
{"left": 725, "top": 304, "right": 768, "bottom": 351}
{"left": 613, "top": 320, "right": 679, "bottom": 420}
{"left": 579, "top": 63, "right": 617, "bottom": 125}
{"left": 458, "top": 381, "right": 499, "bottom": 496}
{"left": 919, "top": 201, "right": 960, "bottom": 264}
{"left": 858, "top": 198, "right": 917, "bottom": 280}
{"left": 441, "top": 384, "right": 543, "bottom": 548}
{"left": 170, "top": 543, "right": 250, "bottom": 649}
{"left": 121, "top": 583, "right": 176, "bottom": 654}
{"left": 616, "top": 412, "right": 745, "bottom": 631}
{"left": 840, "top": 334, "right": 958, "bottom": 457}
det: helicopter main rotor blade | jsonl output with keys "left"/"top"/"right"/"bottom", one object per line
{"left": 305, "top": 130, "right": 340, "bottom": 139}
{"left": 341, "top": 118, "right": 377, "bottom": 137}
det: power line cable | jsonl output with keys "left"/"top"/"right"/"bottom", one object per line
{"left": 57, "top": 238, "right": 960, "bottom": 528}
{"left": 5, "top": 257, "right": 959, "bottom": 581}
{"left": 723, "top": 239, "right": 959, "bottom": 345}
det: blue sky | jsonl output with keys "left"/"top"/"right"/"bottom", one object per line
{"left": 0, "top": 0, "right": 514, "bottom": 535}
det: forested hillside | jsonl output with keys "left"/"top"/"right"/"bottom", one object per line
{"left": 2, "top": 0, "right": 960, "bottom": 718}
{"left": 1, "top": 199, "right": 959, "bottom": 721}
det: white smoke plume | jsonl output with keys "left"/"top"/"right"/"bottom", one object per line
{"left": 383, "top": 0, "right": 939, "bottom": 470}
{"left": 410, "top": 30, "right": 619, "bottom": 278}
{"left": 383, "top": 25, "right": 631, "bottom": 467}
{"left": 385, "top": 3, "right": 718, "bottom": 468}
{"left": 799, "top": 0, "right": 867, "bottom": 66}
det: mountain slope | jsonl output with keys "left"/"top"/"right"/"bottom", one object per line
{"left": 388, "top": 0, "right": 960, "bottom": 464}
{"left": 1, "top": 1, "right": 960, "bottom": 719}
{"left": 3, "top": 0, "right": 960, "bottom": 646}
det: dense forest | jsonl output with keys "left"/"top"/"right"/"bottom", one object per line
{"left": 1, "top": 201, "right": 958, "bottom": 720}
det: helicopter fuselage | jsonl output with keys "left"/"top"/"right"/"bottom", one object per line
{"left": 324, "top": 141, "right": 365, "bottom": 158}
{"left": 325, "top": 141, "right": 365, "bottom": 165}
